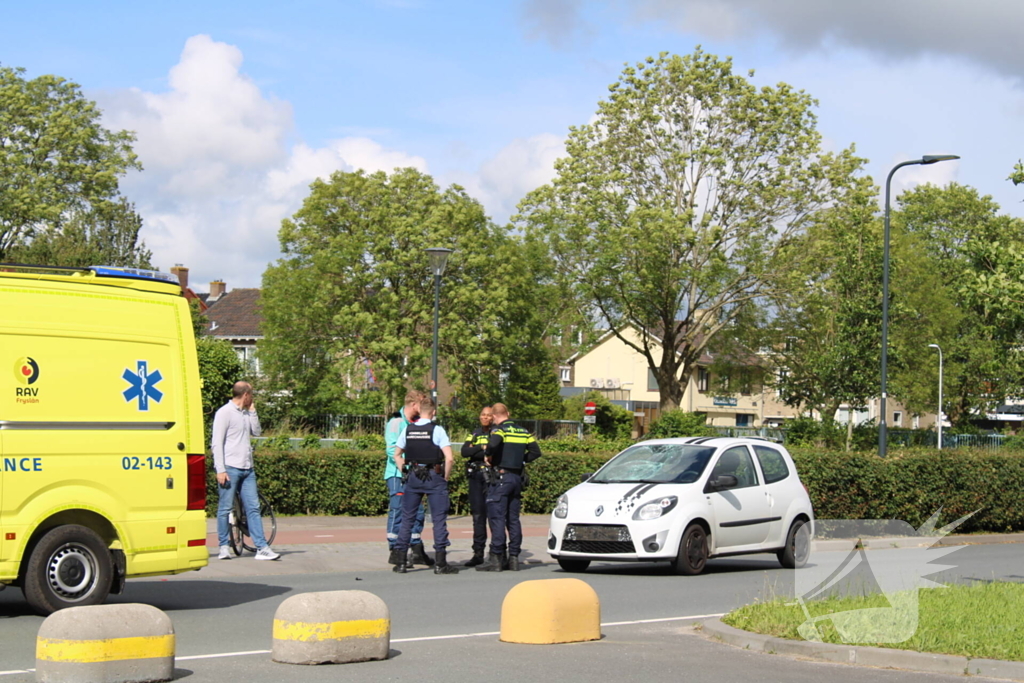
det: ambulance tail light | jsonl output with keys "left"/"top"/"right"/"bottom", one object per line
{"left": 187, "top": 454, "right": 206, "bottom": 510}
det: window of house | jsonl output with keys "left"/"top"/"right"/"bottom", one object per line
{"left": 698, "top": 368, "right": 709, "bottom": 392}
{"left": 560, "top": 366, "right": 571, "bottom": 383}
{"left": 721, "top": 373, "right": 730, "bottom": 391}
{"left": 551, "top": 332, "right": 562, "bottom": 346}
{"left": 892, "top": 411, "right": 903, "bottom": 427}
{"left": 735, "top": 414, "right": 752, "bottom": 428}
{"left": 785, "top": 337, "right": 796, "bottom": 352}
{"left": 912, "top": 415, "right": 920, "bottom": 429}
{"left": 777, "top": 368, "right": 788, "bottom": 397}
{"left": 572, "top": 327, "right": 583, "bottom": 345}
{"left": 648, "top": 368, "right": 659, "bottom": 392}
{"left": 739, "top": 370, "right": 753, "bottom": 395}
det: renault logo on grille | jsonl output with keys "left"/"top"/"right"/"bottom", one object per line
{"left": 595, "top": 505, "right": 604, "bottom": 517}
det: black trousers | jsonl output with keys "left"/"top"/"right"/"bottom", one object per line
{"left": 467, "top": 466, "right": 489, "bottom": 553}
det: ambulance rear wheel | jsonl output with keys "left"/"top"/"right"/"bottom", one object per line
{"left": 23, "top": 525, "right": 113, "bottom": 615}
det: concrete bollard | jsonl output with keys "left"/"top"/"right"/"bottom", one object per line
{"left": 35, "top": 604, "right": 174, "bottom": 683}
{"left": 500, "top": 578, "right": 601, "bottom": 644}
{"left": 272, "top": 591, "right": 390, "bottom": 665}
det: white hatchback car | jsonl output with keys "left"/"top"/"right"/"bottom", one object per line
{"left": 547, "top": 437, "right": 813, "bottom": 574}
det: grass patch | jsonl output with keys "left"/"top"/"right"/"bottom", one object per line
{"left": 723, "top": 582, "right": 1024, "bottom": 662}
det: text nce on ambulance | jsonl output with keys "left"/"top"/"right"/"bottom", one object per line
{"left": 0, "top": 264, "right": 208, "bottom": 614}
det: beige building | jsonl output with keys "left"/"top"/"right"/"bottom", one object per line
{"left": 569, "top": 326, "right": 799, "bottom": 428}
{"left": 567, "top": 326, "right": 938, "bottom": 431}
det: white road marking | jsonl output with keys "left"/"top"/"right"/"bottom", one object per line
{"left": 0, "top": 612, "right": 727, "bottom": 675}
{"left": 314, "top": 535, "right": 334, "bottom": 538}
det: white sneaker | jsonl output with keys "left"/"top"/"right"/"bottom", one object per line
{"left": 254, "top": 546, "right": 281, "bottom": 561}
{"left": 218, "top": 545, "right": 232, "bottom": 560}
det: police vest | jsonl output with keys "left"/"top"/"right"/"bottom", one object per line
{"left": 465, "top": 427, "right": 490, "bottom": 461}
{"left": 404, "top": 422, "right": 442, "bottom": 464}
{"left": 491, "top": 421, "right": 533, "bottom": 470}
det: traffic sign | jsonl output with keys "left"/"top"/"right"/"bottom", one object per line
{"left": 583, "top": 415, "right": 597, "bottom": 424}
{"left": 584, "top": 401, "right": 597, "bottom": 416}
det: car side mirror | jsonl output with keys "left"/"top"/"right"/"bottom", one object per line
{"left": 580, "top": 472, "right": 594, "bottom": 483}
{"left": 705, "top": 474, "right": 738, "bottom": 493}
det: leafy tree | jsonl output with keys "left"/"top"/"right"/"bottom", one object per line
{"left": 260, "top": 168, "right": 561, "bottom": 417}
{"left": 645, "top": 410, "right": 716, "bottom": 439}
{"left": 562, "top": 391, "right": 633, "bottom": 440}
{"left": 9, "top": 197, "right": 152, "bottom": 268}
{"left": 0, "top": 65, "right": 140, "bottom": 259}
{"left": 768, "top": 180, "right": 885, "bottom": 434}
{"left": 889, "top": 183, "right": 1024, "bottom": 426}
{"left": 186, "top": 294, "right": 245, "bottom": 441}
{"left": 518, "top": 49, "right": 864, "bottom": 411}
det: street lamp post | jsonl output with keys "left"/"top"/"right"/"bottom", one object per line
{"left": 879, "top": 154, "right": 959, "bottom": 457}
{"left": 425, "top": 247, "right": 453, "bottom": 404}
{"left": 929, "top": 343, "right": 943, "bottom": 450}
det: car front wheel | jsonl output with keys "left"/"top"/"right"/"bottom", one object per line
{"left": 23, "top": 524, "right": 113, "bottom": 615}
{"left": 777, "top": 518, "right": 811, "bottom": 569}
{"left": 671, "top": 523, "right": 708, "bottom": 575}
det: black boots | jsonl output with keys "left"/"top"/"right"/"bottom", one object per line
{"left": 410, "top": 542, "right": 435, "bottom": 567}
{"left": 433, "top": 549, "right": 460, "bottom": 575}
{"left": 507, "top": 555, "right": 520, "bottom": 571}
{"left": 392, "top": 549, "right": 410, "bottom": 573}
{"left": 464, "top": 551, "right": 485, "bottom": 567}
{"left": 475, "top": 552, "right": 504, "bottom": 572}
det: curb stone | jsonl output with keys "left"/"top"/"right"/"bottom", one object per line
{"left": 702, "top": 617, "right": 1024, "bottom": 682}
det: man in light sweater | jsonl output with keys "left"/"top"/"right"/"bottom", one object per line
{"left": 213, "top": 381, "right": 280, "bottom": 561}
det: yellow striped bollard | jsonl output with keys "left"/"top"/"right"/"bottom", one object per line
{"left": 272, "top": 591, "right": 390, "bottom": 665}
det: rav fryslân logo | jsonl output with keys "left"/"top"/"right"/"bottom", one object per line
{"left": 14, "top": 357, "right": 41, "bottom": 402}
{"left": 791, "top": 508, "right": 975, "bottom": 644}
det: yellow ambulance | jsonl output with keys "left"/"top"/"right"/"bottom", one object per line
{"left": 0, "top": 264, "right": 208, "bottom": 614}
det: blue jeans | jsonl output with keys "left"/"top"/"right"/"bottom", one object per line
{"left": 386, "top": 476, "right": 425, "bottom": 548}
{"left": 217, "top": 466, "right": 268, "bottom": 549}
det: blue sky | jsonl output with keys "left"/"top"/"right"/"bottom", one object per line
{"left": 5, "top": 0, "right": 1023, "bottom": 289}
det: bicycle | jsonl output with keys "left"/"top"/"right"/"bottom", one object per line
{"left": 227, "top": 489, "right": 277, "bottom": 556}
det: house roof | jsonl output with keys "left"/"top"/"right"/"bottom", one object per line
{"left": 205, "top": 288, "right": 262, "bottom": 339}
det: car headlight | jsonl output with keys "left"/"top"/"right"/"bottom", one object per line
{"left": 633, "top": 496, "right": 678, "bottom": 521}
{"left": 554, "top": 494, "right": 569, "bottom": 519}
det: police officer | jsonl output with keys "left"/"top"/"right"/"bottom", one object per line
{"left": 476, "top": 403, "right": 542, "bottom": 572}
{"left": 392, "top": 397, "right": 459, "bottom": 574}
{"left": 460, "top": 405, "right": 494, "bottom": 567}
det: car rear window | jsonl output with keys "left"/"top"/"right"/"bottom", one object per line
{"left": 753, "top": 445, "right": 790, "bottom": 484}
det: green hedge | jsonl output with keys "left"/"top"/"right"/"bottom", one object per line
{"left": 204, "top": 447, "right": 1024, "bottom": 533}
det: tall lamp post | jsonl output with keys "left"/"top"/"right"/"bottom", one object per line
{"left": 929, "top": 343, "right": 943, "bottom": 450}
{"left": 879, "top": 154, "right": 959, "bottom": 457}
{"left": 425, "top": 247, "right": 453, "bottom": 404}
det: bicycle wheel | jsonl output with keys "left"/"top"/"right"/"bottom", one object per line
{"left": 240, "top": 491, "right": 277, "bottom": 553}
{"left": 229, "top": 496, "right": 245, "bottom": 556}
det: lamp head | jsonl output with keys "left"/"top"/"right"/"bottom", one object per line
{"left": 928, "top": 343, "right": 940, "bottom": 350}
{"left": 921, "top": 154, "right": 960, "bottom": 165}
{"left": 425, "top": 247, "right": 453, "bottom": 277}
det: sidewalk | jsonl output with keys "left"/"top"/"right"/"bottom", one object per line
{"left": 195, "top": 514, "right": 554, "bottom": 578}
{"left": 193, "top": 514, "right": 1024, "bottom": 580}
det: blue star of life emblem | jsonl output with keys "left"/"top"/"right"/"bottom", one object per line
{"left": 122, "top": 361, "right": 164, "bottom": 411}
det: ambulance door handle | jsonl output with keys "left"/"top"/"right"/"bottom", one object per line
{"left": 167, "top": 478, "right": 174, "bottom": 489}
{"left": 177, "top": 442, "right": 185, "bottom": 451}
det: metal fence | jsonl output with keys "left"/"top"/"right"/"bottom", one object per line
{"left": 277, "top": 414, "right": 582, "bottom": 440}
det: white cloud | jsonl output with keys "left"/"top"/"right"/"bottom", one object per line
{"left": 456, "top": 133, "right": 566, "bottom": 222}
{"left": 97, "top": 35, "right": 428, "bottom": 289}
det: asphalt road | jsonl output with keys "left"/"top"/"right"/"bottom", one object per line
{"left": 1, "top": 542, "right": 1021, "bottom": 682}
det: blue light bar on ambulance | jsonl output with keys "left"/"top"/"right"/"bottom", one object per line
{"left": 90, "top": 266, "right": 181, "bottom": 285}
